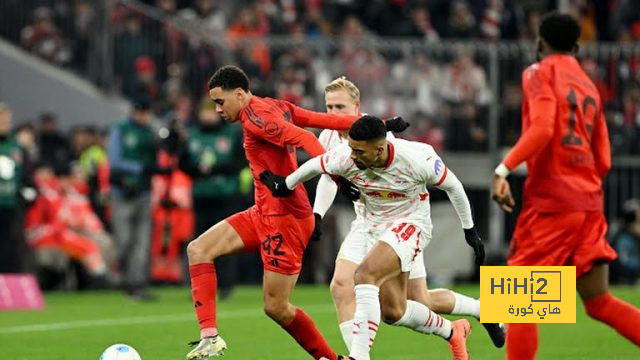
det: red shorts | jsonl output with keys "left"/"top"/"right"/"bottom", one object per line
{"left": 508, "top": 207, "right": 618, "bottom": 278}
{"left": 226, "top": 206, "right": 314, "bottom": 275}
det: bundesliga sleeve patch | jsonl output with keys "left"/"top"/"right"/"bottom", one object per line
{"left": 434, "top": 159, "right": 443, "bottom": 177}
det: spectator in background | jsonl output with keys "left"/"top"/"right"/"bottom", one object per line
{"left": 107, "top": 98, "right": 166, "bottom": 300}
{"left": 409, "top": 52, "right": 442, "bottom": 117}
{"left": 179, "top": 0, "right": 227, "bottom": 34}
{"left": 70, "top": 0, "right": 95, "bottom": 72}
{"left": 610, "top": 199, "right": 640, "bottom": 285}
{"left": 302, "top": 5, "right": 332, "bottom": 39}
{"left": 446, "top": 1, "right": 478, "bottom": 38}
{"left": 25, "top": 163, "right": 114, "bottom": 290}
{"left": 521, "top": 10, "right": 542, "bottom": 40}
{"left": 114, "top": 13, "right": 154, "bottom": 97}
{"left": 38, "top": 113, "right": 71, "bottom": 170}
{"left": 227, "top": 7, "right": 272, "bottom": 78}
{"left": 623, "top": 86, "right": 640, "bottom": 154}
{"left": 605, "top": 104, "right": 634, "bottom": 156}
{"left": 179, "top": 98, "right": 246, "bottom": 299}
{"left": 405, "top": 6, "right": 439, "bottom": 41}
{"left": 20, "top": 6, "right": 72, "bottom": 66}
{"left": 0, "top": 103, "right": 29, "bottom": 273}
{"left": 124, "top": 56, "right": 161, "bottom": 108}
{"left": 441, "top": 49, "right": 491, "bottom": 105}
{"left": 14, "top": 123, "right": 40, "bottom": 173}
{"left": 446, "top": 101, "right": 488, "bottom": 151}
{"left": 499, "top": 82, "right": 522, "bottom": 146}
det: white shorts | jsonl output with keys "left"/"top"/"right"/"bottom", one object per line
{"left": 336, "top": 219, "right": 427, "bottom": 279}
{"left": 378, "top": 219, "right": 431, "bottom": 275}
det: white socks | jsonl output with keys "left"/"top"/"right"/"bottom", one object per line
{"left": 349, "top": 284, "right": 380, "bottom": 360}
{"left": 452, "top": 292, "right": 480, "bottom": 320}
{"left": 392, "top": 300, "right": 452, "bottom": 339}
{"left": 339, "top": 320, "right": 353, "bottom": 351}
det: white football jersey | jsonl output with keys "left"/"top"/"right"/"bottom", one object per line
{"left": 319, "top": 138, "right": 447, "bottom": 231}
{"left": 318, "top": 129, "right": 395, "bottom": 220}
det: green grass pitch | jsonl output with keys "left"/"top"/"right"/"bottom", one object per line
{"left": 0, "top": 285, "right": 637, "bottom": 359}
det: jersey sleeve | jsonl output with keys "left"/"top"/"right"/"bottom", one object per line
{"left": 319, "top": 143, "right": 352, "bottom": 177}
{"left": 242, "top": 105, "right": 325, "bottom": 157}
{"left": 414, "top": 144, "right": 448, "bottom": 186}
{"left": 503, "top": 65, "right": 556, "bottom": 170}
{"left": 281, "top": 100, "right": 359, "bottom": 130}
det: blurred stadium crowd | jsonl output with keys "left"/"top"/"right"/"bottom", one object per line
{"left": 0, "top": 0, "right": 639, "bottom": 297}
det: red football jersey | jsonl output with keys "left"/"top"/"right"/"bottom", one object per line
{"left": 505, "top": 54, "right": 611, "bottom": 212}
{"left": 239, "top": 96, "right": 358, "bottom": 218}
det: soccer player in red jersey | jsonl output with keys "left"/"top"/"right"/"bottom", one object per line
{"left": 491, "top": 12, "right": 640, "bottom": 360}
{"left": 185, "top": 65, "right": 406, "bottom": 360}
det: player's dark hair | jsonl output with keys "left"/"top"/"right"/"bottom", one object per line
{"left": 539, "top": 12, "right": 581, "bottom": 52}
{"left": 208, "top": 65, "right": 249, "bottom": 91}
{"left": 348, "top": 115, "right": 387, "bottom": 141}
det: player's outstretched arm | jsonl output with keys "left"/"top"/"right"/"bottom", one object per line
{"left": 591, "top": 111, "right": 612, "bottom": 177}
{"left": 436, "top": 169, "right": 485, "bottom": 266}
{"left": 283, "top": 101, "right": 359, "bottom": 130}
{"left": 284, "top": 157, "right": 324, "bottom": 190}
{"left": 283, "top": 101, "right": 410, "bottom": 133}
{"left": 310, "top": 174, "right": 338, "bottom": 241}
{"left": 492, "top": 66, "right": 556, "bottom": 212}
{"left": 314, "top": 174, "right": 338, "bottom": 217}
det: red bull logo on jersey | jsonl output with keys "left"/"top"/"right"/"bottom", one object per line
{"left": 365, "top": 190, "right": 407, "bottom": 199}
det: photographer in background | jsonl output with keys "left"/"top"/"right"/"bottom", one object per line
{"left": 179, "top": 97, "right": 246, "bottom": 299}
{"left": 107, "top": 98, "right": 169, "bottom": 300}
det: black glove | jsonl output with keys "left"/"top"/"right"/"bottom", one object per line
{"left": 336, "top": 177, "right": 360, "bottom": 201}
{"left": 259, "top": 170, "right": 293, "bottom": 197}
{"left": 310, "top": 213, "right": 323, "bottom": 242}
{"left": 464, "top": 227, "right": 485, "bottom": 266}
{"left": 384, "top": 116, "right": 410, "bottom": 133}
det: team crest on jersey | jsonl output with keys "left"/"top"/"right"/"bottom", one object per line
{"left": 434, "top": 159, "right": 443, "bottom": 177}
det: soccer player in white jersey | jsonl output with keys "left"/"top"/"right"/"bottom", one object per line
{"left": 260, "top": 115, "right": 487, "bottom": 360}
{"left": 313, "top": 77, "right": 504, "bottom": 351}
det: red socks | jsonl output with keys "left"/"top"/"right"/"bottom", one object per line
{"left": 584, "top": 291, "right": 640, "bottom": 346}
{"left": 189, "top": 263, "right": 218, "bottom": 337}
{"left": 282, "top": 307, "right": 337, "bottom": 360}
{"left": 506, "top": 323, "right": 538, "bottom": 360}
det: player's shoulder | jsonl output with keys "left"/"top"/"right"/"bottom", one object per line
{"left": 327, "top": 141, "right": 351, "bottom": 156}
{"left": 318, "top": 129, "right": 343, "bottom": 148}
{"left": 391, "top": 138, "right": 437, "bottom": 157}
{"left": 522, "top": 62, "right": 549, "bottom": 82}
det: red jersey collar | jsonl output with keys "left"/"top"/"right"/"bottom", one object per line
{"left": 384, "top": 141, "right": 395, "bottom": 169}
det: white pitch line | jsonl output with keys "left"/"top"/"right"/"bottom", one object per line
{"left": 0, "top": 304, "right": 335, "bottom": 334}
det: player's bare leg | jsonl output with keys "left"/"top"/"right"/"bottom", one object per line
{"left": 264, "top": 269, "right": 340, "bottom": 360}
{"left": 408, "top": 278, "right": 505, "bottom": 347}
{"left": 186, "top": 220, "right": 245, "bottom": 359}
{"left": 578, "top": 264, "right": 640, "bottom": 346}
{"left": 347, "top": 242, "right": 470, "bottom": 360}
{"left": 330, "top": 259, "right": 359, "bottom": 349}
